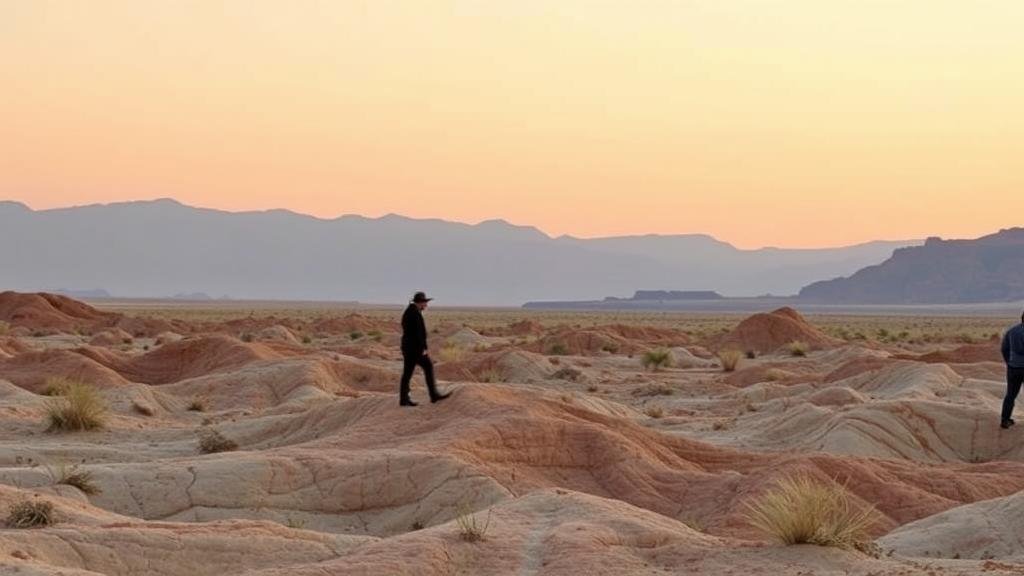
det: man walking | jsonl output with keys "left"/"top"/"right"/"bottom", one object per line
{"left": 1000, "top": 311, "right": 1024, "bottom": 429}
{"left": 399, "top": 292, "right": 451, "bottom": 407}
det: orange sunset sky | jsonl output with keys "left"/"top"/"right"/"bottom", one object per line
{"left": 2, "top": 1, "right": 1022, "bottom": 249}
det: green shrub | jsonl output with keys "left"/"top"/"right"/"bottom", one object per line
{"left": 789, "top": 341, "right": 808, "bottom": 357}
{"left": 641, "top": 349, "right": 673, "bottom": 371}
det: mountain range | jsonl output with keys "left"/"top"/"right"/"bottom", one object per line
{"left": 0, "top": 199, "right": 918, "bottom": 306}
{"left": 800, "top": 228, "right": 1024, "bottom": 304}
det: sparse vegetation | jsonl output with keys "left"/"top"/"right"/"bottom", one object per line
{"left": 633, "top": 382, "right": 674, "bottom": 397}
{"left": 302, "top": 335, "right": 313, "bottom": 344}
{"left": 601, "top": 343, "right": 619, "bottom": 354}
{"left": 6, "top": 499, "right": 54, "bottom": 528}
{"left": 745, "top": 350, "right": 757, "bottom": 359}
{"left": 198, "top": 428, "right": 238, "bottom": 454}
{"left": 284, "top": 517, "right": 307, "bottom": 529}
{"left": 476, "top": 368, "right": 503, "bottom": 383}
{"left": 547, "top": 342, "right": 569, "bottom": 356}
{"left": 745, "top": 473, "right": 880, "bottom": 551}
{"left": 641, "top": 349, "right": 673, "bottom": 371}
{"left": 788, "top": 341, "right": 809, "bottom": 357}
{"left": 187, "top": 397, "right": 208, "bottom": 412}
{"left": 455, "top": 504, "right": 491, "bottom": 542}
{"left": 644, "top": 405, "right": 665, "bottom": 419}
{"left": 718, "top": 349, "right": 743, "bottom": 372}
{"left": 240, "top": 332, "right": 254, "bottom": 343}
{"left": 44, "top": 380, "right": 106, "bottom": 432}
{"left": 52, "top": 464, "right": 101, "bottom": 495}
{"left": 0, "top": 320, "right": 8, "bottom": 335}
{"left": 550, "top": 366, "right": 582, "bottom": 381}
{"left": 438, "top": 343, "right": 466, "bottom": 363}
{"left": 349, "top": 330, "right": 364, "bottom": 341}
{"left": 368, "top": 330, "right": 383, "bottom": 342}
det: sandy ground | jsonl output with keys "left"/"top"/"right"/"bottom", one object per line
{"left": 2, "top": 292, "right": 1024, "bottom": 575}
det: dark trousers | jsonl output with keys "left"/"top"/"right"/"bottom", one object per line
{"left": 400, "top": 352, "right": 439, "bottom": 401}
{"left": 1001, "top": 367, "right": 1024, "bottom": 422}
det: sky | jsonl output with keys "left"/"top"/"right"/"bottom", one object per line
{"left": 2, "top": 1, "right": 1022, "bottom": 249}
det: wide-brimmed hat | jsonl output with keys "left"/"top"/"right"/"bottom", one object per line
{"left": 412, "top": 291, "right": 433, "bottom": 303}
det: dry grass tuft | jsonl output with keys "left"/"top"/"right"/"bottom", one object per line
{"left": 6, "top": 499, "right": 54, "bottom": 528}
{"left": 198, "top": 428, "right": 238, "bottom": 454}
{"left": 45, "top": 380, "right": 106, "bottom": 432}
{"left": 52, "top": 464, "right": 102, "bottom": 495}
{"left": 745, "top": 473, "right": 880, "bottom": 551}
{"left": 644, "top": 405, "right": 665, "bottom": 419}
{"left": 187, "top": 397, "right": 207, "bottom": 412}
{"left": 789, "top": 341, "right": 809, "bottom": 357}
{"left": 455, "top": 504, "right": 491, "bottom": 542}
{"left": 718, "top": 349, "right": 743, "bottom": 372}
{"left": 438, "top": 343, "right": 466, "bottom": 363}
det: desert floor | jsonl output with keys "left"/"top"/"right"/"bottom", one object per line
{"left": 2, "top": 292, "right": 1023, "bottom": 575}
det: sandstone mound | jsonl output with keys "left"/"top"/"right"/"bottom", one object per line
{"left": 312, "top": 314, "right": 392, "bottom": 335}
{"left": 531, "top": 328, "right": 634, "bottom": 356}
{"left": 508, "top": 319, "right": 544, "bottom": 336}
{"left": 154, "top": 331, "right": 184, "bottom": 345}
{"left": 914, "top": 342, "right": 1003, "bottom": 364}
{"left": 257, "top": 325, "right": 301, "bottom": 344}
{"left": 0, "top": 348, "right": 132, "bottom": 391}
{"left": 878, "top": 490, "right": 1024, "bottom": 560}
{"left": 89, "top": 328, "right": 134, "bottom": 347}
{"left": 444, "top": 327, "right": 488, "bottom": 348}
{"left": 0, "top": 291, "right": 114, "bottom": 332}
{"left": 78, "top": 335, "right": 284, "bottom": 385}
{"left": 436, "top": 350, "right": 556, "bottom": 383}
{"left": 713, "top": 307, "right": 839, "bottom": 354}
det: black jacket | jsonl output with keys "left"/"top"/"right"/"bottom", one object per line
{"left": 401, "top": 303, "right": 428, "bottom": 356}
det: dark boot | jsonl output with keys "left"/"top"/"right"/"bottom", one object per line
{"left": 400, "top": 398, "right": 419, "bottom": 407}
{"left": 431, "top": 391, "right": 451, "bottom": 403}
{"left": 1002, "top": 418, "right": 1015, "bottom": 429}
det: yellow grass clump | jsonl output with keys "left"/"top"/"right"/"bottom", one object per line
{"left": 44, "top": 380, "right": 106, "bottom": 432}
{"left": 641, "top": 349, "right": 673, "bottom": 371}
{"left": 745, "top": 473, "right": 880, "bottom": 551}
{"left": 718, "top": 349, "right": 743, "bottom": 372}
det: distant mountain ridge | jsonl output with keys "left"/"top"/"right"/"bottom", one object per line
{"left": 799, "top": 228, "right": 1024, "bottom": 303}
{"left": 0, "top": 199, "right": 918, "bottom": 305}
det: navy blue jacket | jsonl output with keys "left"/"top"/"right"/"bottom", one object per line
{"left": 1002, "top": 323, "right": 1024, "bottom": 369}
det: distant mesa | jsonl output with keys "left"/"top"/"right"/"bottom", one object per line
{"left": 48, "top": 288, "right": 112, "bottom": 299}
{"left": 171, "top": 292, "right": 214, "bottom": 301}
{"left": 799, "top": 227, "right": 1024, "bottom": 304}
{"left": 529, "top": 289, "right": 726, "bottom": 310}
{"left": 619, "top": 290, "right": 723, "bottom": 301}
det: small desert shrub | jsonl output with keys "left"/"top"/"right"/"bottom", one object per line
{"left": 789, "top": 341, "right": 808, "bottom": 357}
{"left": 641, "top": 349, "right": 673, "bottom": 371}
{"left": 644, "top": 405, "right": 665, "bottom": 419}
{"left": 601, "top": 343, "right": 619, "bottom": 354}
{"left": 187, "top": 397, "right": 207, "bottom": 412}
{"left": 41, "top": 377, "right": 73, "bottom": 397}
{"left": 411, "top": 520, "right": 425, "bottom": 531}
{"left": 586, "top": 384, "right": 600, "bottom": 393}
{"left": 52, "top": 464, "right": 101, "bottom": 495}
{"left": 550, "top": 367, "right": 582, "bottom": 381}
{"left": 455, "top": 505, "right": 491, "bottom": 542}
{"left": 240, "top": 333, "right": 254, "bottom": 343}
{"left": 476, "top": 368, "right": 503, "bottom": 383}
{"left": 6, "top": 499, "right": 54, "bottom": 528}
{"left": 45, "top": 381, "right": 106, "bottom": 432}
{"left": 302, "top": 335, "right": 313, "bottom": 344}
{"left": 368, "top": 330, "right": 383, "bottom": 341}
{"left": 547, "top": 342, "right": 569, "bottom": 356}
{"left": 633, "top": 382, "right": 674, "bottom": 397}
{"left": 198, "top": 428, "right": 238, "bottom": 454}
{"left": 764, "top": 368, "right": 788, "bottom": 382}
{"left": 745, "top": 473, "right": 880, "bottom": 551}
{"left": 349, "top": 331, "right": 364, "bottom": 341}
{"left": 284, "top": 517, "right": 307, "bottom": 529}
{"left": 438, "top": 343, "right": 466, "bottom": 363}
{"left": 718, "top": 350, "right": 742, "bottom": 372}
{"left": 0, "top": 320, "right": 8, "bottom": 335}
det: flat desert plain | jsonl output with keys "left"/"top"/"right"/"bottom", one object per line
{"left": 2, "top": 291, "right": 1024, "bottom": 575}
